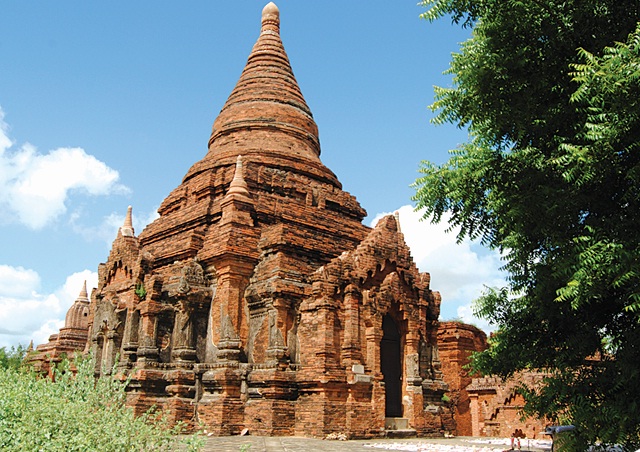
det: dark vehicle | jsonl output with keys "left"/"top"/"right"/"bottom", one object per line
{"left": 545, "top": 425, "right": 576, "bottom": 452}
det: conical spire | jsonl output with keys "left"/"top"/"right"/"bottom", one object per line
{"left": 203, "top": 3, "right": 326, "bottom": 163}
{"left": 210, "top": 1, "right": 314, "bottom": 147}
{"left": 226, "top": 155, "right": 251, "bottom": 199}
{"left": 182, "top": 2, "right": 340, "bottom": 188}
{"left": 120, "top": 205, "right": 135, "bottom": 237}
{"left": 77, "top": 280, "right": 89, "bottom": 303}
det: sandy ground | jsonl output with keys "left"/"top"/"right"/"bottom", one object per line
{"left": 197, "top": 435, "right": 552, "bottom": 452}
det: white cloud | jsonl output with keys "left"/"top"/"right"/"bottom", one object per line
{"left": 0, "top": 264, "right": 40, "bottom": 298}
{"left": 370, "top": 205, "right": 507, "bottom": 332}
{"left": 71, "top": 206, "right": 160, "bottom": 246}
{"left": 71, "top": 210, "right": 129, "bottom": 245}
{"left": 0, "top": 107, "right": 129, "bottom": 229}
{"left": 0, "top": 266, "right": 98, "bottom": 348}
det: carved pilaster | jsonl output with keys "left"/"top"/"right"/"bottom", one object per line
{"left": 342, "top": 284, "right": 363, "bottom": 365}
{"left": 103, "top": 327, "right": 120, "bottom": 373}
{"left": 217, "top": 308, "right": 242, "bottom": 362}
{"left": 366, "top": 319, "right": 383, "bottom": 375}
{"left": 171, "top": 299, "right": 197, "bottom": 365}
{"left": 266, "top": 308, "right": 286, "bottom": 363}
{"left": 121, "top": 309, "right": 140, "bottom": 363}
{"left": 137, "top": 308, "right": 159, "bottom": 364}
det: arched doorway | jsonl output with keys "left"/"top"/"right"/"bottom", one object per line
{"left": 381, "top": 314, "right": 402, "bottom": 417}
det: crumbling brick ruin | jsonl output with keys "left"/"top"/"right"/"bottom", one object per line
{"left": 437, "top": 322, "right": 549, "bottom": 439}
{"left": 437, "top": 321, "right": 487, "bottom": 436}
{"left": 466, "top": 372, "right": 549, "bottom": 439}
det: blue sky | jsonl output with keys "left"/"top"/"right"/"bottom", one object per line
{"left": 0, "top": 1, "right": 505, "bottom": 348}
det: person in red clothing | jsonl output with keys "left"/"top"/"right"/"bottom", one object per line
{"left": 510, "top": 428, "right": 525, "bottom": 450}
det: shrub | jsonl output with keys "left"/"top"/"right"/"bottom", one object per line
{"left": 0, "top": 345, "right": 27, "bottom": 371}
{"left": 0, "top": 355, "right": 197, "bottom": 451}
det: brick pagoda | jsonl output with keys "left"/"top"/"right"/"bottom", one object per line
{"left": 28, "top": 282, "right": 90, "bottom": 378}
{"left": 34, "top": 3, "right": 452, "bottom": 438}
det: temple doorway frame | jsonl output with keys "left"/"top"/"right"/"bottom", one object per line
{"left": 381, "top": 314, "right": 403, "bottom": 418}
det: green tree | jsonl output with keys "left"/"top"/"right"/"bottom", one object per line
{"left": 0, "top": 345, "right": 26, "bottom": 371}
{"left": 414, "top": 0, "right": 640, "bottom": 448}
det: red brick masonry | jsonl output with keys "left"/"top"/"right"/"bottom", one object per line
{"left": 30, "top": 3, "right": 546, "bottom": 440}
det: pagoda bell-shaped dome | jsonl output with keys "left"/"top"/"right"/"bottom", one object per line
{"left": 64, "top": 281, "right": 90, "bottom": 330}
{"left": 184, "top": 2, "right": 339, "bottom": 187}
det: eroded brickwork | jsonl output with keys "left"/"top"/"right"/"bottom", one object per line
{"left": 437, "top": 321, "right": 487, "bottom": 436}
{"left": 467, "top": 373, "right": 550, "bottom": 439}
{"left": 437, "top": 323, "right": 550, "bottom": 440}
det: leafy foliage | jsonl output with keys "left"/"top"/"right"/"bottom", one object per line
{"left": 0, "top": 355, "right": 201, "bottom": 451}
{"left": 135, "top": 282, "right": 147, "bottom": 300}
{"left": 0, "top": 345, "right": 27, "bottom": 371}
{"left": 414, "top": 0, "right": 640, "bottom": 448}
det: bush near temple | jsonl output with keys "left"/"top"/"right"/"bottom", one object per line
{"left": 0, "top": 345, "right": 27, "bottom": 371}
{"left": 0, "top": 354, "right": 200, "bottom": 451}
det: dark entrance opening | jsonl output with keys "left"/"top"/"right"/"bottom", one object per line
{"left": 381, "top": 314, "right": 402, "bottom": 417}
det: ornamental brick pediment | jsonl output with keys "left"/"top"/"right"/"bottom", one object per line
{"left": 311, "top": 214, "right": 428, "bottom": 296}
{"left": 163, "top": 258, "right": 212, "bottom": 297}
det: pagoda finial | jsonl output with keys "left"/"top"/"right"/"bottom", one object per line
{"left": 78, "top": 280, "right": 89, "bottom": 303}
{"left": 394, "top": 211, "right": 402, "bottom": 233}
{"left": 262, "top": 2, "right": 280, "bottom": 33}
{"left": 227, "top": 155, "right": 250, "bottom": 198}
{"left": 121, "top": 205, "right": 135, "bottom": 237}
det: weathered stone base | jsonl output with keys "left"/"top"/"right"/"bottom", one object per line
{"left": 124, "top": 367, "right": 198, "bottom": 428}
{"left": 121, "top": 365, "right": 450, "bottom": 439}
{"left": 197, "top": 396, "right": 245, "bottom": 435}
{"left": 244, "top": 399, "right": 295, "bottom": 435}
{"left": 295, "top": 382, "right": 347, "bottom": 437}
{"left": 196, "top": 366, "right": 245, "bottom": 435}
{"left": 242, "top": 367, "right": 297, "bottom": 435}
